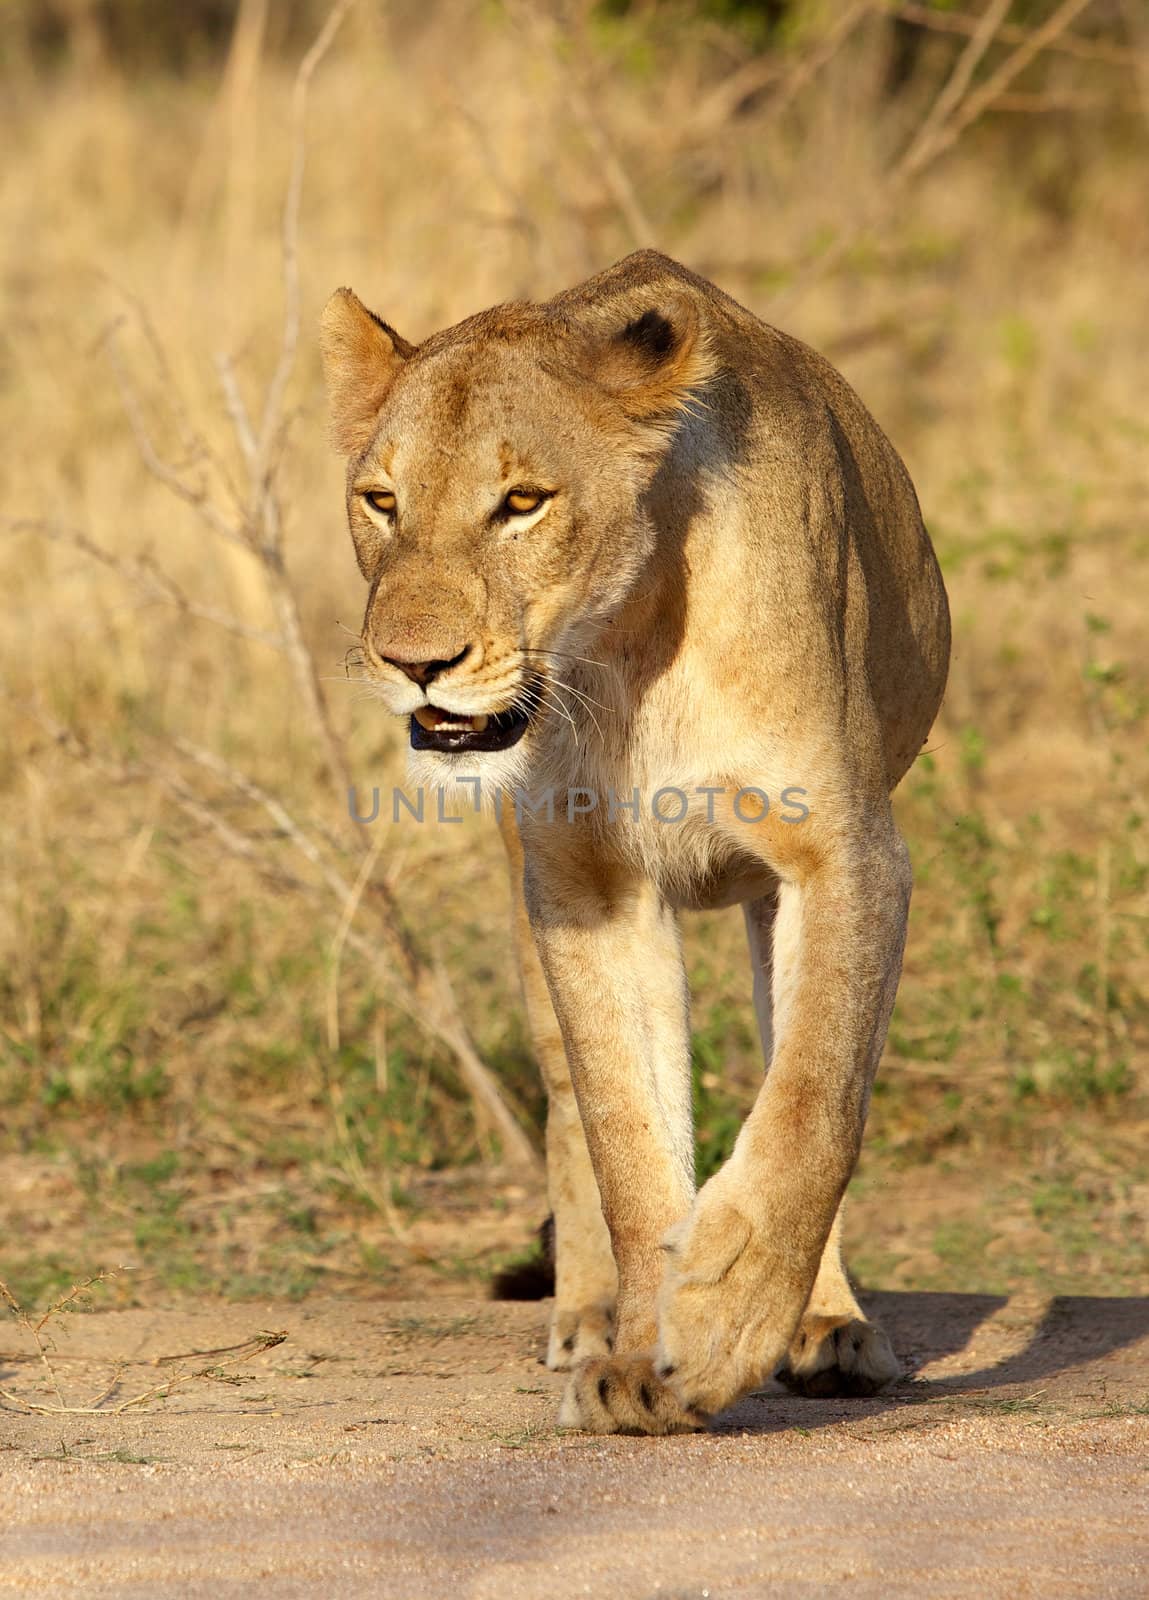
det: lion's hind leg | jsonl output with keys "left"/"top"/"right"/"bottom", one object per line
{"left": 775, "top": 1210, "right": 900, "bottom": 1397}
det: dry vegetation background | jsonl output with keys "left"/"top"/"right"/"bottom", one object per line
{"left": 1, "top": 0, "right": 1146, "bottom": 1318}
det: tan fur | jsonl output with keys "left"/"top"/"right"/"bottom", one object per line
{"left": 321, "top": 251, "right": 950, "bottom": 1432}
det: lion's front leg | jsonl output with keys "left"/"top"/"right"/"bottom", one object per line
{"left": 743, "top": 889, "right": 900, "bottom": 1399}
{"left": 527, "top": 854, "right": 700, "bottom": 1430}
{"left": 654, "top": 833, "right": 912, "bottom": 1421}
{"left": 501, "top": 809, "right": 617, "bottom": 1369}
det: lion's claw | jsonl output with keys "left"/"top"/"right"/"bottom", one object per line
{"left": 558, "top": 1354, "right": 708, "bottom": 1435}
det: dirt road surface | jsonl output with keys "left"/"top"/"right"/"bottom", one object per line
{"left": 2, "top": 1290, "right": 1147, "bottom": 1597}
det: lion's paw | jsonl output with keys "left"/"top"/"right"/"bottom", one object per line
{"left": 654, "top": 1191, "right": 783, "bottom": 1415}
{"left": 776, "top": 1313, "right": 900, "bottom": 1398}
{"left": 545, "top": 1301, "right": 614, "bottom": 1371}
{"left": 557, "top": 1353, "right": 707, "bottom": 1435}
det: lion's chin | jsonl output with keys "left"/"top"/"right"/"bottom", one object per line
{"left": 405, "top": 740, "right": 534, "bottom": 808}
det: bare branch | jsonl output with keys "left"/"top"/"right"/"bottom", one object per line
{"left": 162, "top": 773, "right": 310, "bottom": 892}
{"left": 5, "top": 517, "right": 284, "bottom": 650}
{"left": 898, "top": 0, "right": 1097, "bottom": 180}
{"left": 888, "top": 2, "right": 1145, "bottom": 70}
{"left": 214, "top": 351, "right": 259, "bottom": 468}
{"left": 172, "top": 735, "right": 350, "bottom": 894}
{"left": 509, "top": 0, "right": 656, "bottom": 249}
{"left": 102, "top": 323, "right": 252, "bottom": 551}
{"left": 902, "top": 0, "right": 1013, "bottom": 173}
{"left": 11, "top": 1, "right": 541, "bottom": 1179}
{"left": 775, "top": 0, "right": 1100, "bottom": 309}
{"left": 326, "top": 833, "right": 384, "bottom": 1054}
{"left": 688, "top": 52, "right": 783, "bottom": 137}
{"left": 168, "top": 737, "right": 540, "bottom": 1170}
{"left": 252, "top": 0, "right": 357, "bottom": 520}
{"left": 0, "top": 1282, "right": 285, "bottom": 1417}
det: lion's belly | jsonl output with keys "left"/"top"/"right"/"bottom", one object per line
{"left": 584, "top": 794, "right": 779, "bottom": 912}
{"left": 664, "top": 852, "right": 779, "bottom": 912}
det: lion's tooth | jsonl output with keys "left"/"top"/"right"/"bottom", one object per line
{"left": 414, "top": 707, "right": 490, "bottom": 734}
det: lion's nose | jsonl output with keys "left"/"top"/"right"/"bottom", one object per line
{"left": 380, "top": 644, "right": 471, "bottom": 687}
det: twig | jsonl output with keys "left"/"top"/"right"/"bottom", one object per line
{"left": 168, "top": 737, "right": 539, "bottom": 1169}
{"left": 510, "top": 0, "right": 656, "bottom": 248}
{"left": 4, "top": 517, "right": 283, "bottom": 651}
{"left": 252, "top": 0, "right": 357, "bottom": 520}
{"left": 888, "top": 2, "right": 1145, "bottom": 70}
{"left": 897, "top": 0, "right": 1097, "bottom": 179}
{"left": 200, "top": 6, "right": 366, "bottom": 806}
{"left": 691, "top": 0, "right": 872, "bottom": 136}
{"left": 326, "top": 833, "right": 385, "bottom": 1053}
{"left": 775, "top": 0, "right": 1099, "bottom": 307}
{"left": 214, "top": 351, "right": 259, "bottom": 468}
{"left": 0, "top": 1277, "right": 286, "bottom": 1416}
{"left": 99, "top": 277, "right": 252, "bottom": 526}
{"left": 687, "top": 49, "right": 784, "bottom": 136}
{"left": 901, "top": 0, "right": 1013, "bottom": 173}
{"left": 1096, "top": 838, "right": 1111, "bottom": 1081}
{"left": 102, "top": 321, "right": 251, "bottom": 551}
{"left": 172, "top": 736, "right": 352, "bottom": 893}
{"left": 0, "top": 1273, "right": 113, "bottom": 1411}
{"left": 10, "top": 0, "right": 542, "bottom": 1178}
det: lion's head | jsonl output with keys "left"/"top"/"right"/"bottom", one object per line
{"left": 320, "top": 265, "right": 714, "bottom": 782}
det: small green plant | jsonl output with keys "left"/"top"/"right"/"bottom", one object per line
{"left": 691, "top": 1001, "right": 756, "bottom": 1183}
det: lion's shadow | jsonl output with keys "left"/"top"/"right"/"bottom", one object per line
{"left": 714, "top": 1289, "right": 1149, "bottom": 1434}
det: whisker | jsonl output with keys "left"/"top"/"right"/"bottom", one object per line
{"left": 541, "top": 680, "right": 598, "bottom": 747}
{"left": 549, "top": 678, "right": 603, "bottom": 743}
{"left": 521, "top": 647, "right": 606, "bottom": 675}
{"left": 519, "top": 650, "right": 611, "bottom": 714}
{"left": 533, "top": 683, "right": 580, "bottom": 748}
{"left": 553, "top": 679, "right": 610, "bottom": 716}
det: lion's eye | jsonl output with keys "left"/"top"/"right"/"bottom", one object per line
{"left": 363, "top": 489, "right": 396, "bottom": 517}
{"left": 503, "top": 488, "right": 548, "bottom": 517}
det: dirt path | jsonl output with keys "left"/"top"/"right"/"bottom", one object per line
{"left": 2, "top": 1290, "right": 1147, "bottom": 1597}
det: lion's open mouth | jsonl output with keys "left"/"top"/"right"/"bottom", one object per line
{"left": 409, "top": 684, "right": 537, "bottom": 755}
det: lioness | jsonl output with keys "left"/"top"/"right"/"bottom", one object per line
{"left": 320, "top": 250, "right": 950, "bottom": 1434}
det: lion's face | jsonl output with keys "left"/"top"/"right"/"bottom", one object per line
{"left": 321, "top": 288, "right": 711, "bottom": 778}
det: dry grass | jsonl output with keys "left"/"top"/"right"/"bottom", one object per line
{"left": 0, "top": 1271, "right": 285, "bottom": 1414}
{"left": 0, "top": 1, "right": 1146, "bottom": 1309}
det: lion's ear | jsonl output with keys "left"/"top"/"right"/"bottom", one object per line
{"left": 585, "top": 294, "right": 714, "bottom": 423}
{"left": 319, "top": 288, "right": 414, "bottom": 455}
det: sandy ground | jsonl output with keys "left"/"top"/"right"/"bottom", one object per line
{"left": 1, "top": 1289, "right": 1147, "bottom": 1597}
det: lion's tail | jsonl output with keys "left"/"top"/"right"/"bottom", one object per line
{"left": 490, "top": 1214, "right": 555, "bottom": 1300}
